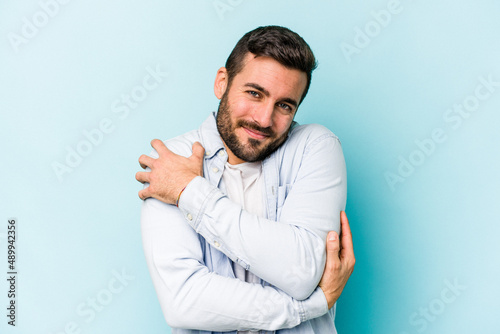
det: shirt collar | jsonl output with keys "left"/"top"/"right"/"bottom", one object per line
{"left": 198, "top": 111, "right": 226, "bottom": 160}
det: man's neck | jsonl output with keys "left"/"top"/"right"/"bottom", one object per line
{"left": 221, "top": 138, "right": 247, "bottom": 165}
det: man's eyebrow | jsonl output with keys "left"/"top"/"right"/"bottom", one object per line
{"left": 244, "top": 83, "right": 270, "bottom": 97}
{"left": 244, "top": 83, "right": 298, "bottom": 108}
{"left": 281, "top": 97, "right": 298, "bottom": 109}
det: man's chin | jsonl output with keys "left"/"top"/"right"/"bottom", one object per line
{"left": 232, "top": 144, "right": 265, "bottom": 163}
{"left": 230, "top": 131, "right": 285, "bottom": 162}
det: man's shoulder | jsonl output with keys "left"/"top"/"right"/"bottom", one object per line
{"left": 271, "top": 123, "right": 341, "bottom": 165}
{"left": 167, "top": 129, "right": 201, "bottom": 153}
{"left": 148, "top": 113, "right": 219, "bottom": 159}
{"left": 148, "top": 129, "right": 201, "bottom": 159}
{"left": 286, "top": 122, "right": 341, "bottom": 148}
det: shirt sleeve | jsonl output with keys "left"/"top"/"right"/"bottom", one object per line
{"left": 178, "top": 133, "right": 347, "bottom": 300}
{"left": 141, "top": 195, "right": 329, "bottom": 331}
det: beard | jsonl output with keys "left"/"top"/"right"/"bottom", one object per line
{"left": 216, "top": 91, "right": 291, "bottom": 163}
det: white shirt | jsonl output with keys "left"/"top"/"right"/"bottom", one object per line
{"left": 222, "top": 161, "right": 273, "bottom": 334}
{"left": 141, "top": 113, "right": 345, "bottom": 332}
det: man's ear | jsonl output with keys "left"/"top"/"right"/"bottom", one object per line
{"left": 214, "top": 67, "right": 228, "bottom": 100}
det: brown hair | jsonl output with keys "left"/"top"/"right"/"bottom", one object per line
{"left": 225, "top": 26, "right": 317, "bottom": 104}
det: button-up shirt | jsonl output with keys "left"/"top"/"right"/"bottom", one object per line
{"left": 141, "top": 112, "right": 347, "bottom": 333}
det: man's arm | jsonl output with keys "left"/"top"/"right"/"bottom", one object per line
{"left": 137, "top": 128, "right": 346, "bottom": 300}
{"left": 320, "top": 211, "right": 356, "bottom": 309}
{"left": 141, "top": 194, "right": 332, "bottom": 331}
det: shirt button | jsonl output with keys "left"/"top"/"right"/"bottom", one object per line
{"left": 205, "top": 151, "right": 211, "bottom": 156}
{"left": 218, "top": 151, "right": 225, "bottom": 157}
{"left": 214, "top": 240, "right": 221, "bottom": 248}
{"left": 212, "top": 167, "right": 219, "bottom": 173}
{"left": 187, "top": 213, "right": 193, "bottom": 221}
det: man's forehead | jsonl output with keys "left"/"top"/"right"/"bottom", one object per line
{"left": 231, "top": 53, "right": 307, "bottom": 98}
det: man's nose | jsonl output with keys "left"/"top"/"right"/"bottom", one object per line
{"left": 252, "top": 102, "right": 274, "bottom": 128}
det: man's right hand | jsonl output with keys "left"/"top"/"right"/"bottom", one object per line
{"left": 318, "top": 211, "right": 355, "bottom": 309}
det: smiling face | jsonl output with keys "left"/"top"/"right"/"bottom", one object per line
{"left": 215, "top": 53, "right": 307, "bottom": 164}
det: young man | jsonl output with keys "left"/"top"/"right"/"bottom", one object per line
{"left": 136, "top": 26, "right": 355, "bottom": 333}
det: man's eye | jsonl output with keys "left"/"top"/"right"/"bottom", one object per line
{"left": 278, "top": 103, "right": 292, "bottom": 112}
{"left": 248, "top": 91, "right": 260, "bottom": 97}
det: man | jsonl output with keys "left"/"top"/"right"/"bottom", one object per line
{"left": 136, "top": 26, "right": 355, "bottom": 333}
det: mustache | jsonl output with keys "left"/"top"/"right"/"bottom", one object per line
{"left": 236, "top": 120, "right": 274, "bottom": 137}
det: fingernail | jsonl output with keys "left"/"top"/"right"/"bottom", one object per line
{"left": 328, "top": 233, "right": 337, "bottom": 241}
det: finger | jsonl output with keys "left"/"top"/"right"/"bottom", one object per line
{"left": 150, "top": 139, "right": 170, "bottom": 156}
{"left": 138, "top": 154, "right": 155, "bottom": 169}
{"left": 138, "top": 187, "right": 151, "bottom": 200}
{"left": 339, "top": 211, "right": 355, "bottom": 260}
{"left": 135, "top": 171, "right": 150, "bottom": 184}
{"left": 191, "top": 142, "right": 205, "bottom": 160}
{"left": 325, "top": 231, "right": 341, "bottom": 267}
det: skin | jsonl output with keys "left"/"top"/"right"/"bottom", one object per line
{"left": 321, "top": 211, "right": 356, "bottom": 309}
{"left": 214, "top": 53, "right": 307, "bottom": 164}
{"left": 135, "top": 53, "right": 355, "bottom": 309}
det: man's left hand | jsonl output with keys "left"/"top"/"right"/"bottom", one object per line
{"left": 318, "top": 211, "right": 355, "bottom": 309}
{"left": 135, "top": 139, "right": 205, "bottom": 204}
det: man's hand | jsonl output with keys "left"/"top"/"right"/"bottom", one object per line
{"left": 318, "top": 211, "right": 355, "bottom": 309}
{"left": 135, "top": 139, "right": 205, "bottom": 204}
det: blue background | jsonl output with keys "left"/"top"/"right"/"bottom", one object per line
{"left": 1, "top": 0, "right": 499, "bottom": 333}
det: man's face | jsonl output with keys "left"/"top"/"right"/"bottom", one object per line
{"left": 215, "top": 53, "right": 307, "bottom": 164}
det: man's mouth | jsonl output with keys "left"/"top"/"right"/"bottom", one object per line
{"left": 242, "top": 126, "right": 270, "bottom": 140}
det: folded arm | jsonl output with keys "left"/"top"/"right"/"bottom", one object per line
{"left": 137, "top": 129, "right": 347, "bottom": 300}
{"left": 177, "top": 133, "right": 347, "bottom": 300}
{"left": 141, "top": 195, "right": 329, "bottom": 331}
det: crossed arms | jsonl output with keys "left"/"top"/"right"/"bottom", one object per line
{"left": 137, "top": 130, "right": 355, "bottom": 331}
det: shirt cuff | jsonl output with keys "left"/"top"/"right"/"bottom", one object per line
{"left": 177, "top": 176, "right": 220, "bottom": 231}
{"left": 298, "top": 286, "right": 329, "bottom": 322}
